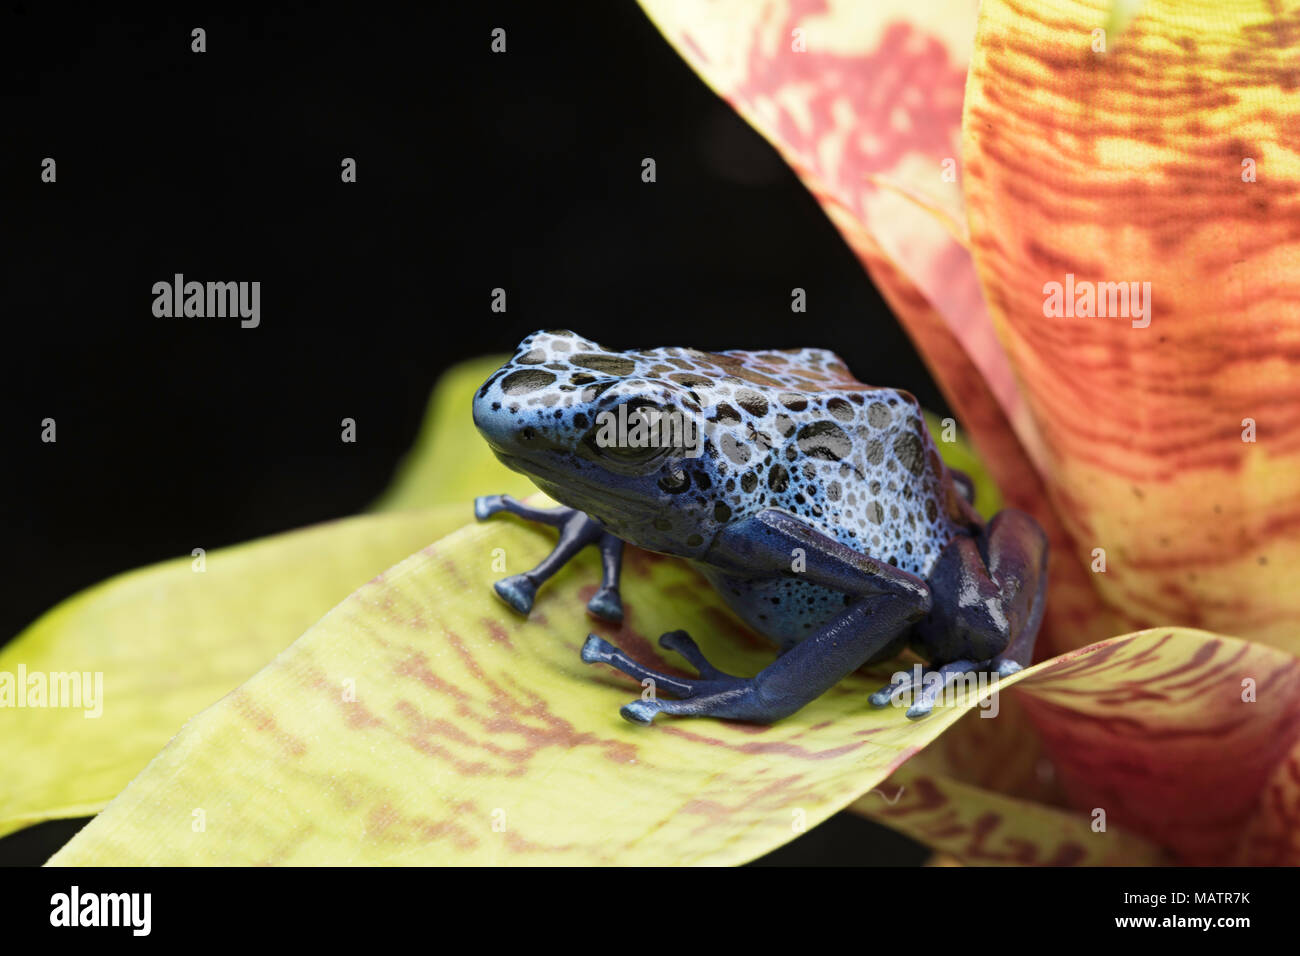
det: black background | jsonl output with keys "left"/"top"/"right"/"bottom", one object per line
{"left": 1, "top": 1, "right": 945, "bottom": 866}
{"left": 0, "top": 866, "right": 1278, "bottom": 938}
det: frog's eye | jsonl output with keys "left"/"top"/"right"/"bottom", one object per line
{"left": 592, "top": 441, "right": 667, "bottom": 466}
{"left": 581, "top": 403, "right": 685, "bottom": 469}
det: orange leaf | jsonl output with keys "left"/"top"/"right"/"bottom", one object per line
{"left": 858, "top": 628, "right": 1300, "bottom": 864}
{"left": 1237, "top": 734, "right": 1300, "bottom": 865}
{"left": 855, "top": 764, "right": 1169, "bottom": 865}
{"left": 1015, "top": 629, "right": 1300, "bottom": 863}
{"left": 963, "top": 0, "right": 1300, "bottom": 652}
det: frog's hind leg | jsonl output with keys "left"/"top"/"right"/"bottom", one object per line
{"left": 582, "top": 508, "right": 932, "bottom": 725}
{"left": 584, "top": 588, "right": 926, "bottom": 725}
{"left": 870, "top": 508, "right": 1048, "bottom": 720}
{"left": 474, "top": 494, "right": 624, "bottom": 621}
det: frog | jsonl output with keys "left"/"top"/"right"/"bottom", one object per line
{"left": 471, "top": 330, "right": 1048, "bottom": 725}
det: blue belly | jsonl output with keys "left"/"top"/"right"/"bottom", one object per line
{"left": 693, "top": 564, "right": 851, "bottom": 647}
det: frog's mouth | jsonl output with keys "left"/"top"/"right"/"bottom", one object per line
{"left": 491, "top": 448, "right": 711, "bottom": 560}
{"left": 491, "top": 449, "right": 629, "bottom": 500}
{"left": 491, "top": 449, "right": 658, "bottom": 524}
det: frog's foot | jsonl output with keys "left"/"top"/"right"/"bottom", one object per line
{"left": 868, "top": 657, "right": 1022, "bottom": 720}
{"left": 582, "top": 632, "right": 774, "bottom": 725}
{"left": 474, "top": 494, "right": 624, "bottom": 621}
{"left": 585, "top": 585, "right": 624, "bottom": 623}
{"left": 490, "top": 574, "right": 539, "bottom": 616}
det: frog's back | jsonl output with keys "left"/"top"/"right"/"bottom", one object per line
{"left": 679, "top": 345, "right": 970, "bottom": 578}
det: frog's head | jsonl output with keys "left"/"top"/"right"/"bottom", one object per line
{"left": 472, "top": 330, "right": 721, "bottom": 558}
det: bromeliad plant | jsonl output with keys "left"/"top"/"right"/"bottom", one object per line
{"left": 4, "top": 0, "right": 1300, "bottom": 865}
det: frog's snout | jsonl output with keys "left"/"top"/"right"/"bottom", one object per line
{"left": 473, "top": 382, "right": 496, "bottom": 442}
{"left": 471, "top": 373, "right": 514, "bottom": 451}
{"left": 472, "top": 368, "right": 561, "bottom": 459}
{"left": 470, "top": 381, "right": 494, "bottom": 438}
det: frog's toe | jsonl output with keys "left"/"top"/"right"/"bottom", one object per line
{"left": 622, "top": 681, "right": 794, "bottom": 724}
{"left": 586, "top": 587, "right": 624, "bottom": 623}
{"left": 869, "top": 665, "right": 920, "bottom": 709}
{"left": 905, "top": 694, "right": 940, "bottom": 721}
{"left": 493, "top": 575, "right": 537, "bottom": 615}
{"left": 580, "top": 634, "right": 695, "bottom": 698}
{"left": 581, "top": 634, "right": 616, "bottom": 664}
{"left": 659, "top": 629, "right": 730, "bottom": 680}
{"left": 901, "top": 669, "right": 957, "bottom": 719}
{"left": 870, "top": 660, "right": 991, "bottom": 719}
{"left": 994, "top": 659, "right": 1024, "bottom": 678}
{"left": 619, "top": 699, "right": 663, "bottom": 725}
{"left": 474, "top": 495, "right": 501, "bottom": 521}
{"left": 905, "top": 660, "right": 989, "bottom": 720}
{"left": 868, "top": 681, "right": 903, "bottom": 709}
{"left": 583, "top": 633, "right": 758, "bottom": 722}
{"left": 617, "top": 694, "right": 734, "bottom": 725}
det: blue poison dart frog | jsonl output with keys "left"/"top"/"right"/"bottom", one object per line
{"left": 471, "top": 330, "right": 1048, "bottom": 725}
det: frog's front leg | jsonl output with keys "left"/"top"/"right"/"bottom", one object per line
{"left": 582, "top": 510, "right": 931, "bottom": 724}
{"left": 474, "top": 494, "right": 624, "bottom": 622}
{"left": 869, "top": 508, "right": 1048, "bottom": 719}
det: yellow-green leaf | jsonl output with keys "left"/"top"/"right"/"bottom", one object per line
{"left": 0, "top": 506, "right": 470, "bottom": 839}
{"left": 47, "top": 502, "right": 1300, "bottom": 864}
{"left": 47, "top": 508, "right": 1021, "bottom": 865}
